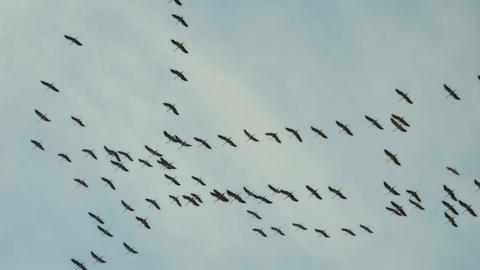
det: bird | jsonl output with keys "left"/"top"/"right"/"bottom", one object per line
{"left": 265, "top": 132, "right": 281, "bottom": 143}
{"left": 285, "top": 127, "right": 302, "bottom": 142}
{"left": 279, "top": 189, "right": 299, "bottom": 202}
{"left": 183, "top": 195, "right": 200, "bottom": 206}
{"left": 64, "top": 35, "right": 82, "bottom": 46}
{"left": 217, "top": 135, "right": 237, "bottom": 147}
{"left": 104, "top": 146, "right": 120, "bottom": 162}
{"left": 172, "top": 14, "right": 188, "bottom": 27}
{"left": 311, "top": 126, "right": 328, "bottom": 139}
{"left": 34, "top": 109, "right": 50, "bottom": 122}
{"left": 443, "top": 185, "right": 458, "bottom": 201}
{"left": 409, "top": 199, "right": 425, "bottom": 210}
{"left": 193, "top": 137, "right": 212, "bottom": 149}
{"left": 305, "top": 185, "right": 322, "bottom": 200}
{"left": 88, "top": 212, "right": 104, "bottom": 224}
{"left": 458, "top": 200, "right": 477, "bottom": 217}
{"left": 57, "top": 153, "right": 71, "bottom": 162}
{"left": 395, "top": 89, "right": 413, "bottom": 104}
{"left": 145, "top": 198, "right": 161, "bottom": 210}
{"left": 97, "top": 225, "right": 113, "bottom": 237}
{"left": 82, "top": 149, "right": 97, "bottom": 160}
{"left": 384, "top": 149, "right": 401, "bottom": 166}
{"left": 474, "top": 179, "right": 480, "bottom": 191}
{"left": 442, "top": 200, "right": 459, "bottom": 215}
{"left": 121, "top": 200, "right": 134, "bottom": 212}
{"left": 391, "top": 201, "right": 407, "bottom": 216}
{"left": 71, "top": 259, "right": 87, "bottom": 270}
{"left": 406, "top": 190, "right": 421, "bottom": 202}
{"left": 268, "top": 184, "right": 281, "bottom": 194}
{"left": 190, "top": 193, "right": 203, "bottom": 204}
{"left": 365, "top": 115, "right": 383, "bottom": 130}
{"left": 164, "top": 174, "right": 181, "bottom": 186}
{"left": 31, "top": 140, "right": 45, "bottom": 151}
{"left": 252, "top": 228, "right": 267, "bottom": 237}
{"left": 386, "top": 206, "right": 402, "bottom": 216}
{"left": 335, "top": 121, "right": 353, "bottom": 136}
{"left": 359, "top": 224, "right": 373, "bottom": 234}
{"left": 145, "top": 145, "right": 162, "bottom": 158}
{"left": 171, "top": 39, "right": 188, "bottom": 54}
{"left": 226, "top": 190, "right": 246, "bottom": 203}
{"left": 136, "top": 216, "right": 151, "bottom": 229}
{"left": 110, "top": 160, "right": 129, "bottom": 172}
{"left": 169, "top": 0, "right": 182, "bottom": 6}
{"left": 341, "top": 228, "right": 356, "bottom": 236}
{"left": 383, "top": 181, "right": 400, "bottom": 196}
{"left": 71, "top": 116, "right": 85, "bottom": 127}
{"left": 243, "top": 129, "right": 259, "bottom": 142}
{"left": 90, "top": 251, "right": 106, "bottom": 264}
{"left": 246, "top": 210, "right": 262, "bottom": 220}
{"left": 292, "top": 223, "right": 307, "bottom": 231}
{"left": 328, "top": 186, "right": 347, "bottom": 199}
{"left": 271, "top": 227, "right": 285, "bottom": 236}
{"left": 169, "top": 195, "right": 182, "bottom": 207}
{"left": 391, "top": 114, "right": 410, "bottom": 127}
{"left": 444, "top": 212, "right": 458, "bottom": 227}
{"left": 390, "top": 118, "right": 407, "bottom": 132}
{"left": 73, "top": 178, "right": 88, "bottom": 188}
{"left": 138, "top": 158, "right": 152, "bottom": 167}
{"left": 157, "top": 157, "right": 176, "bottom": 170}
{"left": 191, "top": 176, "right": 206, "bottom": 186}
{"left": 123, "top": 242, "right": 138, "bottom": 254}
{"left": 118, "top": 151, "right": 133, "bottom": 162}
{"left": 163, "top": 103, "right": 179, "bottom": 115}
{"left": 170, "top": 69, "right": 188, "bottom": 81}
{"left": 100, "top": 177, "right": 115, "bottom": 190}
{"left": 40, "top": 80, "right": 59, "bottom": 92}
{"left": 210, "top": 189, "right": 229, "bottom": 203}
{"left": 446, "top": 166, "right": 460, "bottom": 176}
{"left": 443, "top": 84, "right": 461, "bottom": 100}
{"left": 314, "top": 229, "right": 330, "bottom": 238}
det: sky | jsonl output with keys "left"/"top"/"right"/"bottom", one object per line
{"left": 1, "top": 0, "right": 480, "bottom": 269}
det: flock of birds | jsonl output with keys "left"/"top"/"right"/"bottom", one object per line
{"left": 27, "top": 1, "right": 480, "bottom": 269}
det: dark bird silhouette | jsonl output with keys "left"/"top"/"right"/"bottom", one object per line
{"left": 210, "top": 189, "right": 229, "bottom": 202}
{"left": 442, "top": 200, "right": 458, "bottom": 215}
{"left": 311, "top": 126, "right": 328, "bottom": 139}
{"left": 163, "top": 103, "right": 179, "bottom": 115}
{"left": 164, "top": 174, "right": 180, "bottom": 186}
{"left": 305, "top": 185, "right": 322, "bottom": 200}
{"left": 395, "top": 89, "right": 413, "bottom": 104}
{"left": 31, "top": 140, "right": 45, "bottom": 151}
{"left": 406, "top": 190, "right": 421, "bottom": 202}
{"left": 443, "top": 185, "right": 458, "bottom": 201}
{"left": 252, "top": 228, "right": 267, "bottom": 237}
{"left": 145, "top": 198, "right": 161, "bottom": 210}
{"left": 292, "top": 223, "right": 307, "bottom": 231}
{"left": 191, "top": 176, "right": 206, "bottom": 186}
{"left": 409, "top": 199, "right": 425, "bottom": 210}
{"left": 246, "top": 210, "right": 262, "bottom": 220}
{"left": 279, "top": 189, "right": 299, "bottom": 202}
{"left": 71, "top": 116, "right": 85, "bottom": 127}
{"left": 459, "top": 200, "right": 477, "bottom": 217}
{"left": 265, "top": 132, "right": 281, "bottom": 143}
{"left": 391, "top": 118, "right": 407, "bottom": 132}
{"left": 328, "top": 186, "right": 347, "bottom": 199}
{"left": 175, "top": 135, "right": 192, "bottom": 148}
{"left": 172, "top": 14, "right": 188, "bottom": 27}
{"left": 169, "top": 0, "right": 182, "bottom": 6}
{"left": 170, "top": 69, "right": 188, "bottom": 81}
{"left": 446, "top": 166, "right": 460, "bottom": 176}
{"left": 58, "top": 153, "right": 71, "bottom": 162}
{"left": 100, "top": 177, "right": 115, "bottom": 190}
{"left": 258, "top": 196, "right": 273, "bottom": 204}
{"left": 194, "top": 137, "right": 212, "bottom": 149}
{"left": 365, "top": 115, "right": 383, "bottom": 130}
{"left": 268, "top": 184, "right": 281, "bottom": 194}
{"left": 391, "top": 114, "right": 410, "bottom": 127}
{"left": 64, "top": 35, "right": 82, "bottom": 46}
{"left": 163, "top": 131, "right": 178, "bottom": 143}
{"left": 243, "top": 187, "right": 256, "bottom": 198}
{"left": 123, "top": 242, "right": 138, "bottom": 254}
{"left": 90, "top": 251, "right": 106, "bottom": 264}
{"left": 314, "top": 229, "right": 330, "bottom": 238}
{"left": 97, "top": 225, "right": 113, "bottom": 237}
{"left": 104, "top": 146, "right": 120, "bottom": 162}
{"left": 71, "top": 258, "right": 87, "bottom": 270}
{"left": 34, "top": 109, "right": 50, "bottom": 122}
{"left": 243, "top": 129, "right": 259, "bottom": 142}
{"left": 169, "top": 195, "right": 182, "bottom": 207}
{"left": 383, "top": 181, "right": 400, "bottom": 196}
{"left": 136, "top": 216, "right": 151, "bottom": 229}
{"left": 171, "top": 39, "right": 188, "bottom": 54}
{"left": 145, "top": 145, "right": 162, "bottom": 158}
{"left": 157, "top": 157, "right": 176, "bottom": 170}
{"left": 190, "top": 193, "right": 203, "bottom": 204}
{"left": 121, "top": 200, "right": 134, "bottom": 212}
{"left": 118, "top": 151, "right": 133, "bottom": 162}
{"left": 443, "top": 84, "right": 460, "bottom": 100}
{"left": 217, "top": 135, "right": 237, "bottom": 147}
{"left": 335, "top": 121, "right": 353, "bottom": 136}
{"left": 227, "top": 190, "right": 246, "bottom": 203}
{"left": 82, "top": 149, "right": 97, "bottom": 160}
{"left": 73, "top": 178, "right": 88, "bottom": 188}
{"left": 88, "top": 212, "right": 104, "bottom": 224}
{"left": 391, "top": 201, "right": 407, "bottom": 216}
{"left": 40, "top": 80, "right": 59, "bottom": 92}
{"left": 474, "top": 179, "right": 480, "bottom": 191}
{"left": 110, "top": 160, "right": 129, "bottom": 172}
{"left": 271, "top": 227, "right": 285, "bottom": 236}
{"left": 341, "top": 228, "right": 356, "bottom": 236}
{"left": 285, "top": 127, "right": 302, "bottom": 142}
{"left": 386, "top": 206, "right": 402, "bottom": 216}
{"left": 384, "top": 149, "right": 401, "bottom": 166}
{"left": 444, "top": 212, "right": 457, "bottom": 227}
{"left": 359, "top": 224, "right": 373, "bottom": 234}
{"left": 183, "top": 195, "right": 200, "bottom": 206}
{"left": 138, "top": 158, "right": 152, "bottom": 167}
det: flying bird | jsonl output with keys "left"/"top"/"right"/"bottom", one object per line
{"left": 193, "top": 137, "right": 212, "bottom": 149}
{"left": 136, "top": 216, "right": 151, "bottom": 229}
{"left": 474, "top": 179, "right": 480, "bottom": 191}
{"left": 171, "top": 39, "right": 188, "bottom": 54}
{"left": 145, "top": 145, "right": 162, "bottom": 158}
{"left": 359, "top": 224, "right": 373, "bottom": 234}
{"left": 172, "top": 14, "right": 188, "bottom": 27}
{"left": 170, "top": 69, "right": 188, "bottom": 81}
{"left": 31, "top": 140, "right": 45, "bottom": 151}
{"left": 40, "top": 80, "right": 59, "bottom": 92}
{"left": 305, "top": 185, "right": 322, "bottom": 200}
{"left": 265, "top": 132, "right": 281, "bottom": 143}
{"left": 217, "top": 135, "right": 237, "bottom": 147}
{"left": 390, "top": 118, "right": 407, "bottom": 132}
{"left": 90, "top": 251, "right": 106, "bottom": 264}
{"left": 169, "top": 195, "right": 182, "bottom": 207}
{"left": 58, "top": 153, "right": 71, "bottom": 163}
{"left": 100, "top": 177, "right": 115, "bottom": 190}
{"left": 292, "top": 223, "right": 307, "bottom": 231}
{"left": 446, "top": 166, "right": 460, "bottom": 176}
{"left": 391, "top": 201, "right": 407, "bottom": 216}
{"left": 97, "top": 225, "right": 113, "bottom": 237}
{"left": 458, "top": 200, "right": 477, "bottom": 217}
{"left": 118, "top": 151, "right": 133, "bottom": 162}
{"left": 271, "top": 227, "right": 285, "bottom": 236}
{"left": 365, "top": 115, "right": 383, "bottom": 130}
{"left": 395, "top": 89, "right": 413, "bottom": 104}
{"left": 444, "top": 212, "right": 458, "bottom": 227}
{"left": 409, "top": 199, "right": 425, "bottom": 210}
{"left": 123, "top": 242, "right": 138, "bottom": 254}
{"left": 285, "top": 127, "right": 302, "bottom": 142}
{"left": 138, "top": 158, "right": 152, "bottom": 167}
{"left": 73, "top": 178, "right": 88, "bottom": 188}
{"left": 443, "top": 84, "right": 461, "bottom": 100}
{"left": 71, "top": 259, "right": 87, "bottom": 270}
{"left": 163, "top": 103, "right": 179, "bottom": 115}
{"left": 443, "top": 185, "right": 458, "bottom": 201}
{"left": 121, "top": 200, "right": 134, "bottom": 212}
{"left": 335, "top": 121, "right": 353, "bottom": 136}
{"left": 169, "top": 0, "right": 182, "bottom": 6}
{"left": 145, "top": 198, "right": 161, "bottom": 210}
{"left": 190, "top": 193, "right": 203, "bottom": 204}
{"left": 64, "top": 35, "right": 82, "bottom": 46}
{"left": 82, "top": 149, "right": 97, "bottom": 160}
{"left": 164, "top": 174, "right": 181, "bottom": 186}
{"left": 252, "top": 228, "right": 267, "bottom": 237}
{"left": 104, "top": 146, "right": 120, "bottom": 162}
{"left": 246, "top": 210, "right": 262, "bottom": 220}
{"left": 34, "top": 109, "right": 50, "bottom": 122}
{"left": 391, "top": 114, "right": 410, "bottom": 127}
{"left": 384, "top": 149, "right": 401, "bottom": 166}
{"left": 191, "top": 176, "right": 206, "bottom": 186}
{"left": 442, "top": 200, "right": 459, "bottom": 215}
{"left": 88, "top": 212, "right": 104, "bottom": 224}
{"left": 243, "top": 129, "right": 259, "bottom": 142}
{"left": 328, "top": 186, "right": 347, "bottom": 199}
{"left": 341, "top": 228, "right": 356, "bottom": 236}
{"left": 110, "top": 160, "right": 129, "bottom": 172}
{"left": 406, "top": 190, "right": 421, "bottom": 202}
{"left": 183, "top": 195, "right": 200, "bottom": 206}
{"left": 71, "top": 116, "right": 85, "bottom": 127}
{"left": 383, "top": 181, "right": 400, "bottom": 196}
{"left": 226, "top": 190, "right": 246, "bottom": 203}
{"left": 311, "top": 126, "right": 328, "bottom": 139}
{"left": 314, "top": 229, "right": 330, "bottom": 238}
{"left": 386, "top": 206, "right": 402, "bottom": 216}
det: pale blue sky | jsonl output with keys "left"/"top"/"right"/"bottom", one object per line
{"left": 1, "top": 1, "right": 480, "bottom": 269}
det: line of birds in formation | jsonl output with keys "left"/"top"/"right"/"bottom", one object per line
{"left": 30, "top": 1, "right": 480, "bottom": 268}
